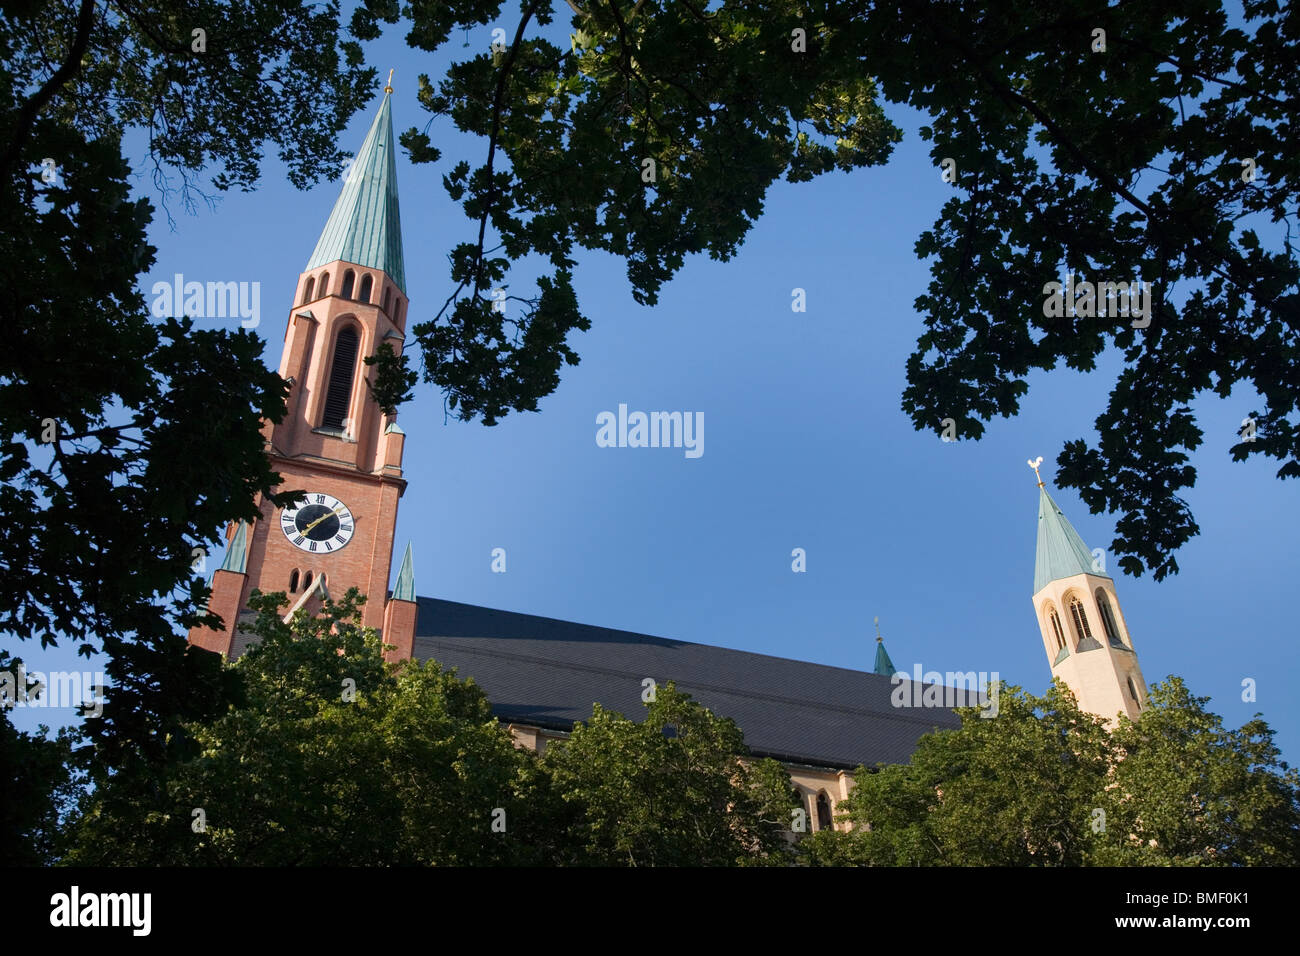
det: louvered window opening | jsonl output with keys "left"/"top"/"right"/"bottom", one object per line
{"left": 1069, "top": 598, "right": 1093, "bottom": 643}
{"left": 1048, "top": 608, "right": 1066, "bottom": 651}
{"left": 322, "top": 328, "right": 358, "bottom": 430}
{"left": 1097, "top": 589, "right": 1124, "bottom": 647}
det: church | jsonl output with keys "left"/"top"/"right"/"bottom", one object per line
{"left": 187, "top": 89, "right": 1151, "bottom": 833}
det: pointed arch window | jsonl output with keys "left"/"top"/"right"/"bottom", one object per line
{"left": 1096, "top": 589, "right": 1125, "bottom": 648}
{"left": 302, "top": 570, "right": 313, "bottom": 591}
{"left": 1068, "top": 595, "right": 1101, "bottom": 651}
{"left": 1126, "top": 677, "right": 1141, "bottom": 708}
{"left": 319, "top": 272, "right": 329, "bottom": 296}
{"left": 301, "top": 278, "right": 315, "bottom": 305}
{"left": 816, "top": 792, "right": 833, "bottom": 831}
{"left": 321, "top": 327, "right": 359, "bottom": 431}
{"left": 1047, "top": 606, "right": 1066, "bottom": 653}
{"left": 288, "top": 569, "right": 299, "bottom": 593}
{"left": 341, "top": 270, "right": 355, "bottom": 300}
{"left": 358, "top": 274, "right": 373, "bottom": 304}
{"left": 382, "top": 288, "right": 392, "bottom": 316}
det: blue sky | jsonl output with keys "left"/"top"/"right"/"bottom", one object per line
{"left": 11, "top": 17, "right": 1297, "bottom": 766}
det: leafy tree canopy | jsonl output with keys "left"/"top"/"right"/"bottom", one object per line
{"left": 0, "top": 652, "right": 82, "bottom": 865}
{"left": 807, "top": 677, "right": 1300, "bottom": 866}
{"left": 541, "top": 680, "right": 799, "bottom": 865}
{"left": 66, "top": 589, "right": 548, "bottom": 865}
{"left": 362, "top": 0, "right": 1298, "bottom": 579}
{"left": 1, "top": 0, "right": 374, "bottom": 667}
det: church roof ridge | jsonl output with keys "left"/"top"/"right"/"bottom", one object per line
{"left": 408, "top": 595, "right": 979, "bottom": 769}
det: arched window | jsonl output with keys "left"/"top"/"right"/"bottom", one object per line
{"left": 382, "top": 288, "right": 392, "bottom": 315}
{"left": 816, "top": 792, "right": 833, "bottom": 832}
{"left": 1127, "top": 677, "right": 1141, "bottom": 708}
{"left": 321, "top": 327, "right": 359, "bottom": 431}
{"left": 1096, "top": 589, "right": 1124, "bottom": 647}
{"left": 288, "top": 569, "right": 299, "bottom": 593}
{"left": 394, "top": 298, "right": 402, "bottom": 325}
{"left": 1068, "top": 595, "right": 1100, "bottom": 651}
{"left": 319, "top": 272, "right": 329, "bottom": 296}
{"left": 358, "top": 274, "right": 373, "bottom": 304}
{"left": 302, "top": 570, "right": 313, "bottom": 591}
{"left": 341, "top": 270, "right": 355, "bottom": 300}
{"left": 1047, "top": 605, "right": 1066, "bottom": 652}
{"left": 301, "top": 278, "right": 314, "bottom": 305}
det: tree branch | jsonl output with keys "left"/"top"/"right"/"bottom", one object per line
{"left": 1, "top": 0, "right": 97, "bottom": 174}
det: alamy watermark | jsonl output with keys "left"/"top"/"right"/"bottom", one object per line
{"left": 1043, "top": 272, "right": 1153, "bottom": 329}
{"left": 596, "top": 404, "right": 704, "bottom": 459}
{"left": 1, "top": 664, "right": 105, "bottom": 718}
{"left": 890, "top": 664, "right": 1000, "bottom": 718}
{"left": 151, "top": 273, "right": 260, "bottom": 328}
{"left": 50, "top": 886, "right": 150, "bottom": 936}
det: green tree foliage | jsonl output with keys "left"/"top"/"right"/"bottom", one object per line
{"left": 0, "top": 2, "right": 409, "bottom": 818}
{"left": 66, "top": 600, "right": 802, "bottom": 866}
{"left": 0, "top": 654, "right": 83, "bottom": 865}
{"left": 361, "top": 0, "right": 1298, "bottom": 577}
{"left": 66, "top": 590, "right": 548, "bottom": 865}
{"left": 1095, "top": 678, "right": 1300, "bottom": 865}
{"left": 0, "top": 0, "right": 377, "bottom": 751}
{"left": 809, "top": 678, "right": 1300, "bottom": 866}
{"left": 541, "top": 681, "right": 799, "bottom": 865}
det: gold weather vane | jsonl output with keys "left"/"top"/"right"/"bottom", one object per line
{"left": 874, "top": 615, "right": 883, "bottom": 644}
{"left": 385, "top": 68, "right": 395, "bottom": 94}
{"left": 1027, "top": 456, "right": 1044, "bottom": 487}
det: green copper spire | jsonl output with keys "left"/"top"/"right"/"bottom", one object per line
{"left": 1034, "top": 485, "right": 1110, "bottom": 593}
{"left": 219, "top": 521, "right": 249, "bottom": 574}
{"left": 871, "top": 616, "right": 896, "bottom": 676}
{"left": 306, "top": 89, "right": 406, "bottom": 293}
{"left": 392, "top": 542, "right": 415, "bottom": 602}
{"left": 873, "top": 638, "right": 896, "bottom": 677}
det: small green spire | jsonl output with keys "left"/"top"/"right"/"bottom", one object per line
{"left": 393, "top": 542, "right": 415, "bottom": 602}
{"left": 219, "top": 521, "right": 249, "bottom": 574}
{"left": 305, "top": 89, "right": 406, "bottom": 292}
{"left": 872, "top": 616, "right": 896, "bottom": 676}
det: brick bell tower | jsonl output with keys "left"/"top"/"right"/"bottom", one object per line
{"left": 188, "top": 82, "right": 418, "bottom": 662}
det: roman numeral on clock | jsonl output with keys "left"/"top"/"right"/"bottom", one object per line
{"left": 282, "top": 493, "right": 351, "bottom": 553}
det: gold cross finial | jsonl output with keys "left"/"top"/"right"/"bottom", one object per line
{"left": 1027, "top": 456, "right": 1044, "bottom": 487}
{"left": 384, "top": 69, "right": 395, "bottom": 94}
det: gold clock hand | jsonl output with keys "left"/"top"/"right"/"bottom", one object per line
{"left": 301, "top": 506, "right": 344, "bottom": 534}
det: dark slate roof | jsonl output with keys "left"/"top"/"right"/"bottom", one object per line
{"left": 412, "top": 597, "right": 978, "bottom": 770}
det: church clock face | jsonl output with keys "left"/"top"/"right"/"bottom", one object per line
{"left": 281, "top": 493, "right": 355, "bottom": 553}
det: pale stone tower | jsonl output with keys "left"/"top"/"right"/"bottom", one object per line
{"left": 1029, "top": 462, "right": 1148, "bottom": 724}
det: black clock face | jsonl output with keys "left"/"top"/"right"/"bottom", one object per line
{"left": 281, "top": 494, "right": 354, "bottom": 553}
